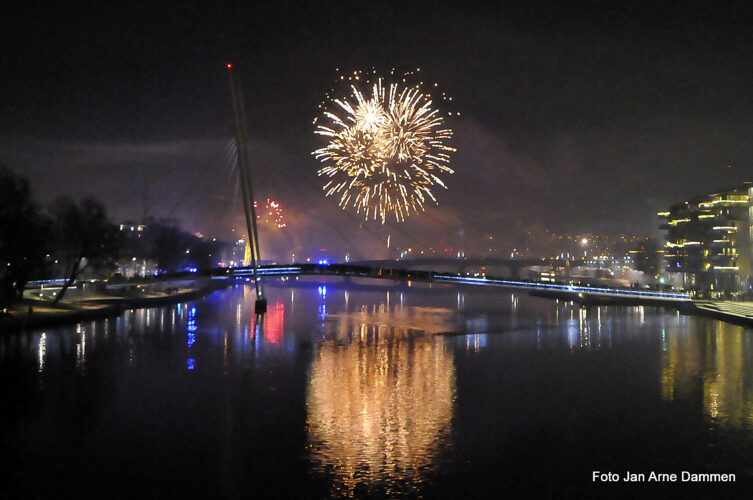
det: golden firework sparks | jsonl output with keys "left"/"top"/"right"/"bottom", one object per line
{"left": 313, "top": 70, "right": 456, "bottom": 223}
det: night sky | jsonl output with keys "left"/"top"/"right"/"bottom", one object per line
{"left": 3, "top": 1, "right": 753, "bottom": 259}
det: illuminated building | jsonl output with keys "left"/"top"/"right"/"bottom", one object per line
{"left": 115, "top": 221, "right": 157, "bottom": 277}
{"left": 658, "top": 183, "right": 752, "bottom": 292}
{"left": 118, "top": 223, "right": 146, "bottom": 232}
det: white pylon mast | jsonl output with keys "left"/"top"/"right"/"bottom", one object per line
{"left": 227, "top": 63, "right": 266, "bottom": 313}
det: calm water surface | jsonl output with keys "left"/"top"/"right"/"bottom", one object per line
{"left": 2, "top": 279, "right": 753, "bottom": 498}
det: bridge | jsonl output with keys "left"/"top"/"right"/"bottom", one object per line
{"left": 349, "top": 256, "right": 589, "bottom": 279}
{"left": 228, "top": 263, "right": 691, "bottom": 308}
{"left": 28, "top": 262, "right": 687, "bottom": 308}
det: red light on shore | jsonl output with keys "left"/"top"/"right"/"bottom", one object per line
{"left": 227, "top": 63, "right": 233, "bottom": 69}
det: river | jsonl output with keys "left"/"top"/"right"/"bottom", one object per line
{"left": 2, "top": 279, "right": 753, "bottom": 498}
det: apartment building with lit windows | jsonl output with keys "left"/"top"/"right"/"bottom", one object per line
{"left": 658, "top": 182, "right": 753, "bottom": 293}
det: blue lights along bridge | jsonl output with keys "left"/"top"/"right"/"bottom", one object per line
{"left": 229, "top": 263, "right": 692, "bottom": 308}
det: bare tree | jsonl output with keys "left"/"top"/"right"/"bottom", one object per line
{"left": 50, "top": 197, "right": 119, "bottom": 305}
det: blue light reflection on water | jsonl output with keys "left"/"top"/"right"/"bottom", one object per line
{"left": 187, "top": 307, "right": 197, "bottom": 341}
{"left": 318, "top": 304, "right": 326, "bottom": 321}
{"left": 318, "top": 285, "right": 327, "bottom": 331}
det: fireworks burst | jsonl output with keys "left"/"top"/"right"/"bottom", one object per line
{"left": 254, "top": 198, "right": 287, "bottom": 229}
{"left": 313, "top": 69, "right": 457, "bottom": 223}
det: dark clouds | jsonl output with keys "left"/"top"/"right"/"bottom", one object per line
{"left": 3, "top": 1, "right": 753, "bottom": 257}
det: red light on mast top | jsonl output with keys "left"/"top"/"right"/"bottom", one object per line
{"left": 227, "top": 63, "right": 233, "bottom": 69}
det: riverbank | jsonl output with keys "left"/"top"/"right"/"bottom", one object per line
{"left": 0, "top": 278, "right": 231, "bottom": 333}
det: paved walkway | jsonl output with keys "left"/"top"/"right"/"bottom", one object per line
{"left": 693, "top": 301, "right": 753, "bottom": 323}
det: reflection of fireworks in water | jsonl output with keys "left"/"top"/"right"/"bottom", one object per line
{"left": 313, "top": 69, "right": 457, "bottom": 223}
{"left": 306, "top": 305, "right": 455, "bottom": 497}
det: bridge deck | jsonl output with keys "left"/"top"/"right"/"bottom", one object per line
{"left": 231, "top": 263, "right": 691, "bottom": 307}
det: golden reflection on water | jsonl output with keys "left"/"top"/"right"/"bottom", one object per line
{"left": 306, "top": 305, "right": 456, "bottom": 497}
{"left": 661, "top": 321, "right": 753, "bottom": 427}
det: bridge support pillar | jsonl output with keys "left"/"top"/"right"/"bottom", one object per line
{"left": 255, "top": 298, "right": 267, "bottom": 314}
